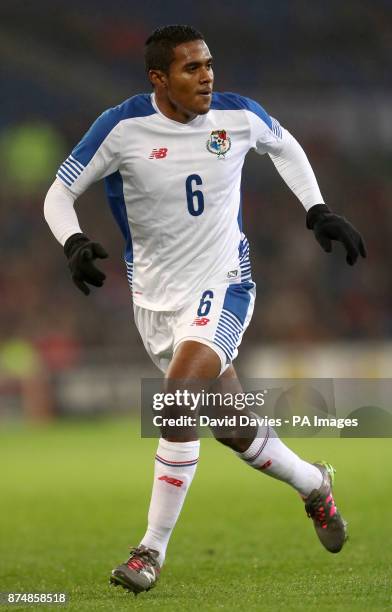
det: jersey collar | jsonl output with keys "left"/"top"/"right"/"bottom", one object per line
{"left": 150, "top": 93, "right": 207, "bottom": 128}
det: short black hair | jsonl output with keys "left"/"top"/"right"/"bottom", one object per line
{"left": 145, "top": 25, "right": 204, "bottom": 74}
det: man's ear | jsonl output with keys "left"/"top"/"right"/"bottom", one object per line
{"left": 149, "top": 69, "right": 168, "bottom": 88}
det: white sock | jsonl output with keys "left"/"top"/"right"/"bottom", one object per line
{"left": 140, "top": 438, "right": 200, "bottom": 566}
{"left": 237, "top": 425, "right": 322, "bottom": 497}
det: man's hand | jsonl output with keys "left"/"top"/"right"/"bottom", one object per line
{"left": 306, "top": 204, "right": 367, "bottom": 266}
{"left": 64, "top": 233, "right": 108, "bottom": 295}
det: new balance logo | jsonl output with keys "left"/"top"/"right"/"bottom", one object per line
{"left": 158, "top": 475, "right": 184, "bottom": 487}
{"left": 149, "top": 147, "right": 168, "bottom": 159}
{"left": 191, "top": 317, "right": 210, "bottom": 326}
{"left": 227, "top": 269, "right": 238, "bottom": 278}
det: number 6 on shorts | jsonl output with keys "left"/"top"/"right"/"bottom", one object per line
{"left": 197, "top": 290, "right": 214, "bottom": 317}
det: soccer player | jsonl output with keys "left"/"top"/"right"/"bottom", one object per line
{"left": 44, "top": 25, "right": 366, "bottom": 595}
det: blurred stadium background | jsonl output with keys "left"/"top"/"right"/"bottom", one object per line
{"left": 1, "top": 0, "right": 392, "bottom": 419}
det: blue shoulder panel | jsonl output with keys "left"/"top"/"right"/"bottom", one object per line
{"left": 71, "top": 94, "right": 156, "bottom": 166}
{"left": 211, "top": 92, "right": 272, "bottom": 131}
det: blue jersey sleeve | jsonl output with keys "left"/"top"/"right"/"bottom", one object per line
{"left": 56, "top": 108, "right": 122, "bottom": 195}
{"left": 56, "top": 94, "right": 156, "bottom": 195}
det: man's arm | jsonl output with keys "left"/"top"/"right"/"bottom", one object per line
{"left": 268, "top": 130, "right": 367, "bottom": 265}
{"left": 44, "top": 178, "right": 82, "bottom": 244}
{"left": 267, "top": 129, "right": 324, "bottom": 211}
{"left": 44, "top": 107, "right": 122, "bottom": 294}
{"left": 245, "top": 99, "right": 367, "bottom": 265}
{"left": 44, "top": 178, "right": 108, "bottom": 295}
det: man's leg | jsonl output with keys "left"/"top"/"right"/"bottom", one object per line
{"left": 140, "top": 341, "right": 220, "bottom": 558}
{"left": 209, "top": 365, "right": 347, "bottom": 553}
{"left": 209, "top": 365, "right": 323, "bottom": 494}
{"left": 111, "top": 341, "right": 221, "bottom": 593}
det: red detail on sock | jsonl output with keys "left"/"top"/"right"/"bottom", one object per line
{"left": 156, "top": 454, "right": 198, "bottom": 464}
{"left": 259, "top": 459, "right": 272, "bottom": 470}
{"left": 329, "top": 505, "right": 337, "bottom": 517}
{"left": 158, "top": 475, "right": 184, "bottom": 487}
{"left": 326, "top": 494, "right": 332, "bottom": 503}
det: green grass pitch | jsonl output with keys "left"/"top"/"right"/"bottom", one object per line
{"left": 0, "top": 419, "right": 391, "bottom": 611}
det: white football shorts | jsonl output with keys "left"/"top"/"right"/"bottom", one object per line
{"left": 133, "top": 280, "right": 256, "bottom": 375}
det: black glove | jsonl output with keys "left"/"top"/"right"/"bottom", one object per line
{"left": 64, "top": 233, "right": 108, "bottom": 295}
{"left": 306, "top": 204, "right": 367, "bottom": 266}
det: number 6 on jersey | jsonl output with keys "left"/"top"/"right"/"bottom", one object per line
{"left": 186, "top": 174, "right": 204, "bottom": 216}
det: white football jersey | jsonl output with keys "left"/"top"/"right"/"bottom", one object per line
{"left": 56, "top": 92, "right": 284, "bottom": 310}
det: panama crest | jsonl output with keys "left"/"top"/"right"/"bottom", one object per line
{"left": 206, "top": 129, "right": 231, "bottom": 158}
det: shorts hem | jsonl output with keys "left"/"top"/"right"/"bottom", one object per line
{"left": 173, "top": 336, "right": 229, "bottom": 376}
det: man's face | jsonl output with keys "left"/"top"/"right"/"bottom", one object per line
{"left": 164, "top": 40, "right": 214, "bottom": 117}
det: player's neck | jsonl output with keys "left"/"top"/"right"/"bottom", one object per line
{"left": 153, "top": 92, "right": 198, "bottom": 124}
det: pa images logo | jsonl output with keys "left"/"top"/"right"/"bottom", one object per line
{"left": 206, "top": 129, "right": 231, "bottom": 158}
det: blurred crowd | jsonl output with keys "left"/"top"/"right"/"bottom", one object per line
{"left": 1, "top": 0, "right": 391, "bottom": 375}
